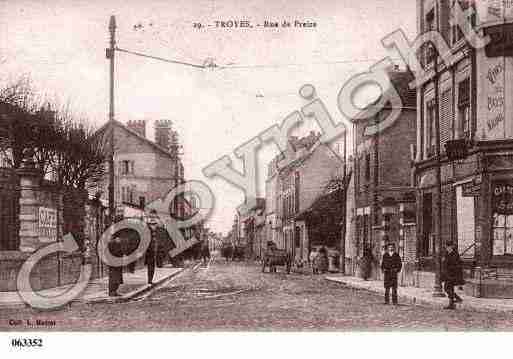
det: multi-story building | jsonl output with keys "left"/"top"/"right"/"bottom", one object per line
{"left": 95, "top": 119, "right": 183, "bottom": 218}
{"left": 351, "top": 67, "right": 417, "bottom": 281}
{"left": 274, "top": 132, "right": 345, "bottom": 263}
{"left": 414, "top": 0, "right": 513, "bottom": 296}
{"left": 239, "top": 198, "right": 266, "bottom": 259}
{"left": 265, "top": 155, "right": 283, "bottom": 250}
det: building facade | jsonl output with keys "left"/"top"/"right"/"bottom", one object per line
{"left": 414, "top": 0, "right": 513, "bottom": 296}
{"left": 273, "top": 132, "right": 345, "bottom": 263}
{"left": 95, "top": 119, "right": 183, "bottom": 217}
{"left": 352, "top": 67, "right": 417, "bottom": 281}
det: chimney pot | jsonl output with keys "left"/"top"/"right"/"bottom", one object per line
{"left": 127, "top": 119, "right": 146, "bottom": 138}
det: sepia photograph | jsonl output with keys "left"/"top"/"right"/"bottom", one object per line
{"left": 0, "top": 0, "right": 513, "bottom": 355}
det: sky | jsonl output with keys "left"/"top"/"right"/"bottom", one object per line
{"left": 0, "top": 0, "right": 416, "bottom": 234}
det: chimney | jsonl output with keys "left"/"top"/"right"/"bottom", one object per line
{"left": 155, "top": 119, "right": 172, "bottom": 151}
{"left": 127, "top": 120, "right": 146, "bottom": 138}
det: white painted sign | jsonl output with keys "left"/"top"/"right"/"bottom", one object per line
{"left": 38, "top": 207, "right": 57, "bottom": 243}
{"left": 478, "top": 56, "right": 506, "bottom": 139}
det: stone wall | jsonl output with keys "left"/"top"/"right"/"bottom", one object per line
{"left": 0, "top": 162, "right": 108, "bottom": 292}
{"left": 0, "top": 251, "right": 107, "bottom": 292}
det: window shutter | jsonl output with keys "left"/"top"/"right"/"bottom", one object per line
{"left": 458, "top": 78, "right": 470, "bottom": 106}
{"left": 440, "top": 89, "right": 453, "bottom": 153}
{"left": 440, "top": 0, "right": 451, "bottom": 42}
{"left": 295, "top": 172, "right": 300, "bottom": 213}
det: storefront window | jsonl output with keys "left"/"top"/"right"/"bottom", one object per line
{"left": 492, "top": 180, "right": 513, "bottom": 256}
{"left": 492, "top": 214, "right": 513, "bottom": 256}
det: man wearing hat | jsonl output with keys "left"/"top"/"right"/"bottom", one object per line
{"left": 441, "top": 241, "right": 464, "bottom": 310}
{"left": 145, "top": 209, "right": 160, "bottom": 285}
{"left": 108, "top": 234, "right": 124, "bottom": 296}
{"left": 381, "top": 242, "right": 402, "bottom": 305}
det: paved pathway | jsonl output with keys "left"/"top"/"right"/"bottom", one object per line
{"left": 326, "top": 275, "right": 513, "bottom": 313}
{"left": 2, "top": 260, "right": 513, "bottom": 330}
{"left": 0, "top": 265, "right": 184, "bottom": 309}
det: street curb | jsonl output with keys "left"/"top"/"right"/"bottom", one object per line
{"left": 325, "top": 277, "right": 513, "bottom": 314}
{"left": 0, "top": 297, "right": 29, "bottom": 310}
{"left": 88, "top": 267, "right": 186, "bottom": 305}
{"left": 0, "top": 267, "right": 187, "bottom": 310}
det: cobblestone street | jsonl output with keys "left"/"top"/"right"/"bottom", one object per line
{"left": 1, "top": 257, "right": 513, "bottom": 331}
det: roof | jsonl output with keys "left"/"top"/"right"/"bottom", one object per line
{"left": 238, "top": 197, "right": 265, "bottom": 217}
{"left": 353, "top": 68, "right": 416, "bottom": 123}
{"left": 95, "top": 120, "right": 176, "bottom": 160}
{"left": 295, "top": 188, "right": 345, "bottom": 222}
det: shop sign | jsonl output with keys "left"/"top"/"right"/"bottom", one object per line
{"left": 492, "top": 180, "right": 513, "bottom": 214}
{"left": 462, "top": 180, "right": 481, "bottom": 197}
{"left": 39, "top": 207, "right": 57, "bottom": 243}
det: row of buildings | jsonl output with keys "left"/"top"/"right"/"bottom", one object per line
{"left": 229, "top": 0, "right": 513, "bottom": 298}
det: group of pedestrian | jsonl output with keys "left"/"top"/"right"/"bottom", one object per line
{"left": 379, "top": 240, "right": 464, "bottom": 309}
{"left": 309, "top": 246, "right": 329, "bottom": 274}
{"left": 108, "top": 209, "right": 166, "bottom": 297}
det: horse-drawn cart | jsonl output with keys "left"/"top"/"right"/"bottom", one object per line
{"left": 262, "top": 241, "right": 292, "bottom": 274}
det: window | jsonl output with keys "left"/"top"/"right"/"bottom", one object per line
{"left": 295, "top": 226, "right": 301, "bottom": 248}
{"left": 424, "top": 9, "right": 437, "bottom": 65}
{"left": 440, "top": 89, "right": 454, "bottom": 151}
{"left": 120, "top": 160, "right": 134, "bottom": 175}
{"left": 426, "top": 99, "right": 437, "bottom": 157}
{"left": 294, "top": 172, "right": 300, "bottom": 214}
{"left": 492, "top": 214, "right": 513, "bottom": 256}
{"left": 365, "top": 153, "right": 371, "bottom": 181}
{"left": 492, "top": 181, "right": 513, "bottom": 256}
{"left": 121, "top": 185, "right": 136, "bottom": 204}
{"left": 425, "top": 9, "right": 435, "bottom": 32}
{"left": 421, "top": 193, "right": 434, "bottom": 257}
{"left": 457, "top": 78, "right": 471, "bottom": 138}
{"left": 129, "top": 185, "right": 135, "bottom": 204}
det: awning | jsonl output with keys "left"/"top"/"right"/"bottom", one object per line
{"left": 295, "top": 188, "right": 345, "bottom": 247}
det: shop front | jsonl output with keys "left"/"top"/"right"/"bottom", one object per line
{"left": 416, "top": 144, "right": 513, "bottom": 297}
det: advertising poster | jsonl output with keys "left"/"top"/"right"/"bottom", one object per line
{"left": 38, "top": 207, "right": 57, "bottom": 243}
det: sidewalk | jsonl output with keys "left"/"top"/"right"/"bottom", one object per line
{"left": 0, "top": 264, "right": 185, "bottom": 309}
{"left": 326, "top": 275, "right": 513, "bottom": 313}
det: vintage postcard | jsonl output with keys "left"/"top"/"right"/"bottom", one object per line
{"left": 0, "top": 0, "right": 512, "bottom": 354}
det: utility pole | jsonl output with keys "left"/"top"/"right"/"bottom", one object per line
{"left": 107, "top": 15, "right": 116, "bottom": 225}
{"left": 432, "top": 42, "right": 445, "bottom": 298}
{"left": 340, "top": 128, "right": 347, "bottom": 275}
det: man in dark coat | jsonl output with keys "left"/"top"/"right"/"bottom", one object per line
{"left": 145, "top": 209, "right": 160, "bottom": 285}
{"left": 442, "top": 241, "right": 464, "bottom": 310}
{"left": 108, "top": 235, "right": 124, "bottom": 296}
{"left": 381, "top": 243, "right": 402, "bottom": 305}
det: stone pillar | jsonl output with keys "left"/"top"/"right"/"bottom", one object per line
{"left": 16, "top": 158, "right": 41, "bottom": 252}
